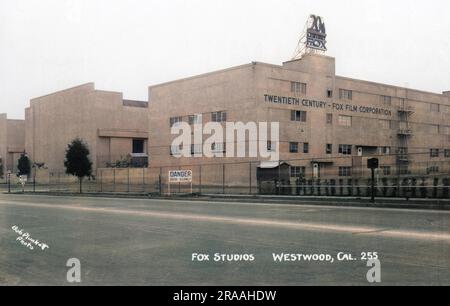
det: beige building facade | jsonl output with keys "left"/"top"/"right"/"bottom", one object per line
{"left": 25, "top": 83, "right": 149, "bottom": 172}
{"left": 0, "top": 114, "right": 25, "bottom": 176}
{"left": 148, "top": 54, "right": 450, "bottom": 185}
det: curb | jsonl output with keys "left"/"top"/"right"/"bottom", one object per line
{"left": 3, "top": 191, "right": 450, "bottom": 211}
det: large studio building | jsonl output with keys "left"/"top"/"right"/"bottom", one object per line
{"left": 0, "top": 114, "right": 25, "bottom": 176}
{"left": 25, "top": 83, "right": 149, "bottom": 172}
{"left": 148, "top": 53, "right": 450, "bottom": 184}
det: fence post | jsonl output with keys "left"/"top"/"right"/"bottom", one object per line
{"left": 127, "top": 167, "right": 130, "bottom": 193}
{"left": 158, "top": 174, "right": 161, "bottom": 195}
{"left": 199, "top": 165, "right": 202, "bottom": 194}
{"left": 99, "top": 169, "right": 102, "bottom": 193}
{"left": 278, "top": 160, "right": 281, "bottom": 195}
{"left": 222, "top": 163, "right": 225, "bottom": 194}
{"left": 113, "top": 168, "right": 116, "bottom": 193}
{"left": 249, "top": 162, "right": 252, "bottom": 195}
{"left": 159, "top": 167, "right": 162, "bottom": 195}
{"left": 142, "top": 167, "right": 145, "bottom": 193}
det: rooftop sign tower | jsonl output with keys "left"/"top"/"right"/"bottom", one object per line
{"left": 292, "top": 14, "right": 328, "bottom": 60}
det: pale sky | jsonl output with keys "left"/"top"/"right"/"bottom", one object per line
{"left": 1, "top": 0, "right": 449, "bottom": 119}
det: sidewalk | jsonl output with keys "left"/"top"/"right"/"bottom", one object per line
{"left": 3, "top": 191, "right": 450, "bottom": 210}
{"left": 201, "top": 193, "right": 450, "bottom": 210}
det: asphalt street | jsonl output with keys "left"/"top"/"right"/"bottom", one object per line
{"left": 0, "top": 194, "right": 449, "bottom": 285}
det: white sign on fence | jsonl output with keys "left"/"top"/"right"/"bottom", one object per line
{"left": 168, "top": 170, "right": 193, "bottom": 183}
{"left": 168, "top": 170, "right": 193, "bottom": 195}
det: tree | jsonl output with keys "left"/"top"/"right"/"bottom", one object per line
{"left": 17, "top": 153, "right": 31, "bottom": 177}
{"left": 64, "top": 138, "right": 92, "bottom": 193}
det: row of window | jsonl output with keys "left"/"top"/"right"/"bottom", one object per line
{"left": 292, "top": 110, "right": 450, "bottom": 134}
{"left": 431, "top": 149, "right": 450, "bottom": 158}
{"left": 289, "top": 142, "right": 309, "bottom": 154}
{"left": 171, "top": 140, "right": 450, "bottom": 158}
{"left": 290, "top": 82, "right": 345, "bottom": 101}
{"left": 288, "top": 144, "right": 450, "bottom": 157}
{"left": 290, "top": 82, "right": 446, "bottom": 112}
{"left": 290, "top": 166, "right": 392, "bottom": 178}
{"left": 174, "top": 109, "right": 448, "bottom": 131}
{"left": 170, "top": 143, "right": 226, "bottom": 155}
{"left": 291, "top": 111, "right": 353, "bottom": 127}
{"left": 292, "top": 87, "right": 352, "bottom": 100}
{"left": 288, "top": 144, "right": 359, "bottom": 155}
{"left": 170, "top": 111, "right": 227, "bottom": 127}
{"left": 290, "top": 165, "right": 445, "bottom": 178}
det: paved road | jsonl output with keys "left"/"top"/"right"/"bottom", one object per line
{"left": 0, "top": 194, "right": 449, "bottom": 285}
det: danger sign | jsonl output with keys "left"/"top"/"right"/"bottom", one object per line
{"left": 169, "top": 170, "right": 193, "bottom": 183}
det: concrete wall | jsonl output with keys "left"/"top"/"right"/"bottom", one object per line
{"left": 0, "top": 114, "right": 25, "bottom": 177}
{"left": 25, "top": 83, "right": 149, "bottom": 171}
{"left": 147, "top": 53, "right": 450, "bottom": 182}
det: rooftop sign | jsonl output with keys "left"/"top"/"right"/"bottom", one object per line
{"left": 306, "top": 15, "right": 327, "bottom": 51}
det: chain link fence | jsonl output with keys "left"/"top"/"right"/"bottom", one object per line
{"left": 1, "top": 155, "right": 449, "bottom": 199}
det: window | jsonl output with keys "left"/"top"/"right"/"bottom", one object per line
{"left": 326, "top": 113, "right": 333, "bottom": 124}
{"left": 445, "top": 149, "right": 450, "bottom": 158}
{"left": 448, "top": 135, "right": 450, "bottom": 143}
{"left": 398, "top": 165, "right": 409, "bottom": 175}
{"left": 267, "top": 141, "right": 275, "bottom": 152}
{"left": 303, "top": 143, "right": 309, "bottom": 154}
{"left": 132, "top": 139, "right": 145, "bottom": 154}
{"left": 397, "top": 147, "right": 408, "bottom": 160}
{"left": 381, "top": 166, "right": 391, "bottom": 176}
{"left": 212, "top": 111, "right": 227, "bottom": 122}
{"left": 430, "top": 149, "right": 439, "bottom": 158}
{"left": 338, "top": 115, "right": 352, "bottom": 127}
{"left": 170, "top": 116, "right": 183, "bottom": 127}
{"left": 188, "top": 114, "right": 202, "bottom": 125}
{"left": 327, "top": 90, "right": 333, "bottom": 98}
{"left": 380, "top": 147, "right": 391, "bottom": 155}
{"left": 339, "top": 144, "right": 352, "bottom": 155}
{"left": 339, "top": 167, "right": 352, "bottom": 177}
{"left": 291, "top": 82, "right": 307, "bottom": 94}
{"left": 339, "top": 89, "right": 352, "bottom": 100}
{"left": 290, "top": 166, "right": 306, "bottom": 178}
{"left": 398, "top": 147, "right": 408, "bottom": 155}
{"left": 170, "top": 145, "right": 182, "bottom": 156}
{"left": 191, "top": 144, "right": 203, "bottom": 155}
{"left": 427, "top": 166, "right": 439, "bottom": 174}
{"left": 326, "top": 144, "right": 332, "bottom": 154}
{"left": 211, "top": 142, "right": 226, "bottom": 153}
{"left": 430, "top": 103, "right": 440, "bottom": 112}
{"left": 381, "top": 95, "right": 392, "bottom": 106}
{"left": 291, "top": 110, "right": 307, "bottom": 122}
{"left": 289, "top": 142, "right": 299, "bottom": 153}
{"left": 379, "top": 119, "right": 391, "bottom": 129}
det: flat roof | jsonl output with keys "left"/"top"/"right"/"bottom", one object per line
{"left": 30, "top": 83, "right": 95, "bottom": 101}
{"left": 148, "top": 56, "right": 449, "bottom": 99}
